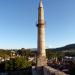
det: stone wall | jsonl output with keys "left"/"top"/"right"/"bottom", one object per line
{"left": 44, "top": 66, "right": 69, "bottom": 75}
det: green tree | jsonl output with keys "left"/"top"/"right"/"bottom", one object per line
{"left": 14, "top": 57, "right": 31, "bottom": 70}
{"left": 5, "top": 59, "right": 14, "bottom": 71}
{"left": 4, "top": 57, "right": 31, "bottom": 71}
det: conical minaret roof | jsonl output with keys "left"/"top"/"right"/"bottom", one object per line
{"left": 39, "top": 0, "right": 43, "bottom": 7}
{"left": 38, "top": 0, "right": 45, "bottom": 24}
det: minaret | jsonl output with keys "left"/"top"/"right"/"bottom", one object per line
{"left": 37, "top": 0, "right": 47, "bottom": 67}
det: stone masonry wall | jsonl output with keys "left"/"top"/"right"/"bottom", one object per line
{"left": 43, "top": 66, "right": 69, "bottom": 75}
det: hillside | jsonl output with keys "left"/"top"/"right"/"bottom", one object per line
{"left": 47, "top": 44, "right": 75, "bottom": 52}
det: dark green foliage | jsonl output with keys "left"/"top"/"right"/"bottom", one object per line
{"left": 0, "top": 57, "right": 31, "bottom": 71}
{"left": 17, "top": 48, "right": 36, "bottom": 57}
{"left": 14, "top": 57, "right": 31, "bottom": 70}
{"left": 46, "top": 50, "right": 65, "bottom": 59}
{"left": 0, "top": 50, "right": 11, "bottom": 58}
{"left": 5, "top": 59, "right": 14, "bottom": 71}
{"left": 65, "top": 52, "right": 75, "bottom": 56}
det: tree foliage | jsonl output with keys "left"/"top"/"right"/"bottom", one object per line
{"left": 46, "top": 50, "right": 65, "bottom": 59}
{"left": 0, "top": 50, "right": 11, "bottom": 58}
{"left": 0, "top": 57, "right": 31, "bottom": 71}
{"left": 17, "top": 48, "right": 35, "bottom": 57}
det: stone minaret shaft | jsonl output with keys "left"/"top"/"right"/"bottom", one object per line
{"left": 37, "top": 0, "right": 47, "bottom": 66}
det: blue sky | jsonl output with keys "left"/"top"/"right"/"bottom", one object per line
{"left": 0, "top": 0, "right": 75, "bottom": 49}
